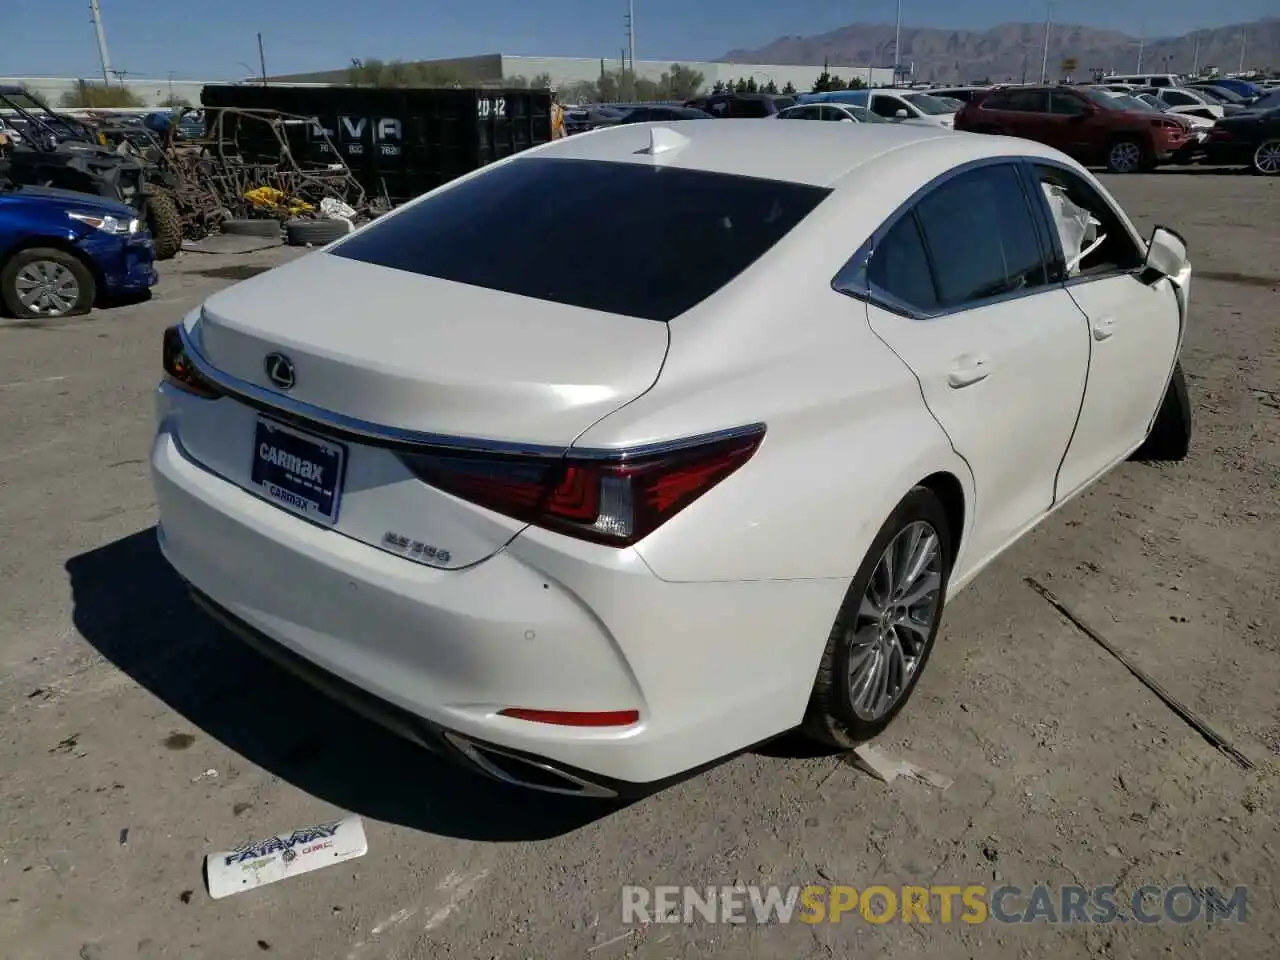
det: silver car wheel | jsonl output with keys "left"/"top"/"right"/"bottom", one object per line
{"left": 14, "top": 260, "right": 81, "bottom": 316}
{"left": 847, "top": 520, "right": 942, "bottom": 721}
{"left": 1109, "top": 140, "right": 1142, "bottom": 173}
{"left": 1254, "top": 140, "right": 1280, "bottom": 175}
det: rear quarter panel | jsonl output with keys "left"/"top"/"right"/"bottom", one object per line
{"left": 571, "top": 181, "right": 974, "bottom": 584}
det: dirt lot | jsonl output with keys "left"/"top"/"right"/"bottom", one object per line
{"left": 0, "top": 170, "right": 1277, "bottom": 960}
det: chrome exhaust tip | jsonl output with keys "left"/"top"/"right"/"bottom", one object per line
{"left": 442, "top": 732, "right": 619, "bottom": 799}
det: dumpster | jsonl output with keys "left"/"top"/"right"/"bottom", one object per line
{"left": 200, "top": 84, "right": 553, "bottom": 204}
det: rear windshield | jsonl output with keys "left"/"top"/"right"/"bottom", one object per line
{"left": 332, "top": 157, "right": 830, "bottom": 322}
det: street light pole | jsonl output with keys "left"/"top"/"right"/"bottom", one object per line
{"left": 1039, "top": 1, "right": 1052, "bottom": 84}
{"left": 627, "top": 0, "right": 636, "bottom": 77}
{"left": 893, "top": 0, "right": 903, "bottom": 87}
{"left": 88, "top": 0, "right": 113, "bottom": 84}
{"left": 257, "top": 32, "right": 268, "bottom": 85}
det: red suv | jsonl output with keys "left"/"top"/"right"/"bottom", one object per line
{"left": 954, "top": 85, "right": 1191, "bottom": 173}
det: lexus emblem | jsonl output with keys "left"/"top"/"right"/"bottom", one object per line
{"left": 264, "top": 352, "right": 296, "bottom": 391}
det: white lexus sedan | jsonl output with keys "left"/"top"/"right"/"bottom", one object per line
{"left": 152, "top": 120, "right": 1192, "bottom": 798}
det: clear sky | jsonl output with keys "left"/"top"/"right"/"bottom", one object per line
{"left": 2, "top": 0, "right": 1276, "bottom": 80}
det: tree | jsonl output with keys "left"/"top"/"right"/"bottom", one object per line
{"left": 781, "top": 80, "right": 797, "bottom": 95}
{"left": 160, "top": 94, "right": 192, "bottom": 108}
{"left": 762, "top": 79, "right": 779, "bottom": 94}
{"left": 529, "top": 72, "right": 554, "bottom": 89}
{"left": 59, "top": 81, "right": 144, "bottom": 108}
{"left": 845, "top": 75, "right": 867, "bottom": 89}
{"left": 659, "top": 63, "right": 705, "bottom": 100}
{"left": 711, "top": 80, "right": 728, "bottom": 95}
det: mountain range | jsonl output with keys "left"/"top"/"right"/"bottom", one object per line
{"left": 721, "top": 18, "right": 1279, "bottom": 84}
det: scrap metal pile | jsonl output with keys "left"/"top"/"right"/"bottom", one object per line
{"left": 104, "top": 107, "right": 368, "bottom": 242}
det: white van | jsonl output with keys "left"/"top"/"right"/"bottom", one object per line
{"left": 1102, "top": 74, "right": 1181, "bottom": 88}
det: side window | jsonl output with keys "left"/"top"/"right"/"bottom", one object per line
{"left": 912, "top": 164, "right": 1050, "bottom": 308}
{"left": 1032, "top": 164, "right": 1144, "bottom": 276}
{"left": 872, "top": 96, "right": 907, "bottom": 118}
{"left": 866, "top": 213, "right": 938, "bottom": 312}
{"left": 820, "top": 106, "right": 847, "bottom": 121}
{"left": 1050, "top": 92, "right": 1088, "bottom": 115}
{"left": 1165, "top": 91, "right": 1196, "bottom": 106}
{"left": 1150, "top": 77, "right": 1171, "bottom": 87}
{"left": 985, "top": 89, "right": 1048, "bottom": 112}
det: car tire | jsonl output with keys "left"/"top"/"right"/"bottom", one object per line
{"left": 141, "top": 185, "right": 183, "bottom": 260}
{"left": 284, "top": 218, "right": 353, "bottom": 246}
{"left": 1250, "top": 138, "right": 1280, "bottom": 176}
{"left": 802, "top": 486, "right": 953, "bottom": 749}
{"left": 1132, "top": 361, "right": 1192, "bottom": 462}
{"left": 1106, "top": 137, "right": 1145, "bottom": 174}
{"left": 0, "top": 247, "right": 97, "bottom": 320}
{"left": 220, "top": 218, "right": 282, "bottom": 238}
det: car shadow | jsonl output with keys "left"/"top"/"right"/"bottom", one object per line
{"left": 65, "top": 528, "right": 620, "bottom": 841}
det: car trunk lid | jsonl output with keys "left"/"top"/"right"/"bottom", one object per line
{"left": 177, "top": 251, "right": 669, "bottom": 568}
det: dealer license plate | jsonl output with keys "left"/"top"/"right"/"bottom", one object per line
{"left": 250, "top": 417, "right": 346, "bottom": 524}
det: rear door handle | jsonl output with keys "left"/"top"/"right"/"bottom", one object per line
{"left": 1092, "top": 315, "right": 1116, "bottom": 341}
{"left": 947, "top": 353, "right": 991, "bottom": 388}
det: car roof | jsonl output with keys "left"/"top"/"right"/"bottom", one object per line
{"left": 521, "top": 118, "right": 1074, "bottom": 188}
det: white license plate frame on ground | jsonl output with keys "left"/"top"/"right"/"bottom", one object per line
{"left": 250, "top": 417, "right": 347, "bottom": 524}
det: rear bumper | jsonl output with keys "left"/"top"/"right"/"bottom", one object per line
{"left": 151, "top": 418, "right": 843, "bottom": 791}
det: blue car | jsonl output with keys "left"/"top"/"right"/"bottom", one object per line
{"left": 0, "top": 183, "right": 157, "bottom": 318}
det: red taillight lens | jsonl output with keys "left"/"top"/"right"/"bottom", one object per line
{"left": 499, "top": 708, "right": 640, "bottom": 727}
{"left": 400, "top": 426, "right": 765, "bottom": 547}
{"left": 162, "top": 325, "right": 222, "bottom": 399}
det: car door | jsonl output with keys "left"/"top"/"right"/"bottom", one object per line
{"left": 1026, "top": 163, "right": 1184, "bottom": 496}
{"left": 1041, "top": 90, "right": 1100, "bottom": 159}
{"left": 848, "top": 162, "right": 1091, "bottom": 569}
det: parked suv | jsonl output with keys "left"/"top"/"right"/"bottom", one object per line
{"left": 954, "top": 85, "right": 1191, "bottom": 173}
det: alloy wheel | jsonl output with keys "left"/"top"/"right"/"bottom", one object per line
{"left": 1254, "top": 140, "right": 1280, "bottom": 175}
{"left": 14, "top": 260, "right": 80, "bottom": 316}
{"left": 846, "top": 520, "right": 943, "bottom": 721}
{"left": 1109, "top": 141, "right": 1142, "bottom": 173}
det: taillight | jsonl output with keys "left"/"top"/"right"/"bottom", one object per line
{"left": 162, "top": 324, "right": 222, "bottom": 399}
{"left": 399, "top": 426, "right": 765, "bottom": 547}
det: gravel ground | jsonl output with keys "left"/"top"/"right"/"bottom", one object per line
{"left": 0, "top": 170, "right": 1277, "bottom": 960}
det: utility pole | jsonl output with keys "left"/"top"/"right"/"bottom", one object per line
{"left": 1136, "top": 37, "right": 1144, "bottom": 72}
{"left": 257, "top": 32, "right": 268, "bottom": 85}
{"left": 88, "top": 0, "right": 113, "bottom": 84}
{"left": 893, "top": 0, "right": 903, "bottom": 87}
{"left": 1238, "top": 29, "right": 1246, "bottom": 74}
{"left": 1039, "top": 1, "right": 1052, "bottom": 84}
{"left": 1192, "top": 36, "right": 1201, "bottom": 76}
{"left": 626, "top": 0, "right": 636, "bottom": 79}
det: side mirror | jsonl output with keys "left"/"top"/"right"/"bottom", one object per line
{"left": 894, "top": 109, "right": 910, "bottom": 119}
{"left": 1144, "top": 225, "right": 1188, "bottom": 278}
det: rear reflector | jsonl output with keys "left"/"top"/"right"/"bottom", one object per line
{"left": 162, "top": 325, "right": 223, "bottom": 399}
{"left": 499, "top": 708, "right": 640, "bottom": 727}
{"left": 399, "top": 425, "right": 765, "bottom": 547}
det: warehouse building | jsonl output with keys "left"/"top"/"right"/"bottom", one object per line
{"left": 267, "top": 54, "right": 893, "bottom": 94}
{"left": 1, "top": 76, "right": 219, "bottom": 108}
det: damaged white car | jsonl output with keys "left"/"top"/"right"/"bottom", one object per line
{"left": 151, "top": 122, "right": 1192, "bottom": 798}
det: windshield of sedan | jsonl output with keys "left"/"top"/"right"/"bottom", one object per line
{"left": 1249, "top": 90, "right": 1280, "bottom": 112}
{"left": 1122, "top": 95, "right": 1162, "bottom": 112}
{"left": 846, "top": 105, "right": 887, "bottom": 122}
{"left": 904, "top": 93, "right": 956, "bottom": 114}
{"left": 1196, "top": 86, "right": 1243, "bottom": 103}
{"left": 332, "top": 158, "right": 832, "bottom": 322}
